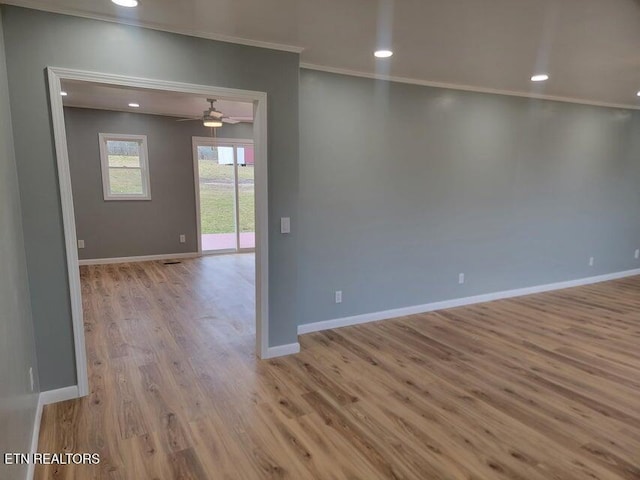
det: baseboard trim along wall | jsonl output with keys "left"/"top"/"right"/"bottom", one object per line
{"left": 298, "top": 268, "right": 640, "bottom": 335}
{"left": 262, "top": 342, "right": 301, "bottom": 359}
{"left": 40, "top": 385, "right": 80, "bottom": 405}
{"left": 27, "top": 385, "right": 80, "bottom": 479}
{"left": 78, "top": 252, "right": 199, "bottom": 266}
{"left": 27, "top": 395, "right": 44, "bottom": 480}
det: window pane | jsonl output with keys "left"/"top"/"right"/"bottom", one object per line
{"left": 109, "top": 168, "right": 143, "bottom": 195}
{"left": 107, "top": 140, "right": 141, "bottom": 168}
{"left": 238, "top": 146, "right": 255, "bottom": 249}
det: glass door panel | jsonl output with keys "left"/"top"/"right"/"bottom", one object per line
{"left": 197, "top": 144, "right": 238, "bottom": 252}
{"left": 237, "top": 145, "right": 255, "bottom": 249}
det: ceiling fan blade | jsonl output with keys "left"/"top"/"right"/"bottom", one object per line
{"left": 228, "top": 116, "right": 253, "bottom": 123}
{"left": 176, "top": 117, "right": 201, "bottom": 122}
{"left": 222, "top": 117, "right": 241, "bottom": 124}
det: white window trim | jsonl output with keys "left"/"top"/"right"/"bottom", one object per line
{"left": 99, "top": 133, "right": 151, "bottom": 200}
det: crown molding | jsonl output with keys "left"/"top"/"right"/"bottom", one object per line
{"left": 301, "top": 63, "right": 640, "bottom": 111}
{"left": 0, "top": 0, "right": 304, "bottom": 53}
{"left": 4, "top": 1, "right": 637, "bottom": 110}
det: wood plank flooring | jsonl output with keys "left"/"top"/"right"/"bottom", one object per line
{"left": 36, "top": 256, "right": 640, "bottom": 479}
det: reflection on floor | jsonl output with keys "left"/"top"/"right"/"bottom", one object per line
{"left": 36, "top": 260, "right": 640, "bottom": 479}
{"left": 202, "top": 232, "right": 255, "bottom": 251}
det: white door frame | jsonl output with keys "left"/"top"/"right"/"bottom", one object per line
{"left": 192, "top": 136, "right": 255, "bottom": 255}
{"left": 47, "top": 67, "right": 270, "bottom": 397}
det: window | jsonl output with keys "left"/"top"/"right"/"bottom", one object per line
{"left": 99, "top": 133, "right": 151, "bottom": 200}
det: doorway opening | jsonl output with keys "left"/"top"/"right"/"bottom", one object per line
{"left": 47, "top": 67, "right": 270, "bottom": 397}
{"left": 193, "top": 136, "right": 256, "bottom": 254}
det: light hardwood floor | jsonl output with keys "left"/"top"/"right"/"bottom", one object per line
{"left": 36, "top": 256, "right": 640, "bottom": 479}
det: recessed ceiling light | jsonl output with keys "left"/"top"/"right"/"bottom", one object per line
{"left": 111, "top": 0, "right": 138, "bottom": 7}
{"left": 531, "top": 74, "right": 549, "bottom": 82}
{"left": 128, "top": 103, "right": 140, "bottom": 108}
{"left": 636, "top": 91, "right": 640, "bottom": 97}
{"left": 374, "top": 50, "right": 393, "bottom": 58}
{"left": 60, "top": 91, "right": 68, "bottom": 96}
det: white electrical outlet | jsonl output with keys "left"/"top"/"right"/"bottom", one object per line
{"left": 77, "top": 239, "right": 85, "bottom": 249}
{"left": 179, "top": 234, "right": 186, "bottom": 243}
{"left": 635, "top": 249, "right": 639, "bottom": 260}
{"left": 335, "top": 290, "right": 342, "bottom": 304}
{"left": 29, "top": 367, "right": 34, "bottom": 392}
{"left": 458, "top": 273, "right": 465, "bottom": 284}
{"left": 589, "top": 257, "right": 594, "bottom": 267}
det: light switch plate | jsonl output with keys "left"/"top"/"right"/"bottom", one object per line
{"left": 281, "top": 217, "right": 291, "bottom": 234}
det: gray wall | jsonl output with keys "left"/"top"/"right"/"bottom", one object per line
{"left": 298, "top": 69, "right": 640, "bottom": 325}
{"left": 2, "top": 6, "right": 299, "bottom": 391}
{"left": 65, "top": 107, "right": 252, "bottom": 260}
{"left": 217, "top": 121, "right": 254, "bottom": 140}
{"left": 0, "top": 10, "right": 40, "bottom": 480}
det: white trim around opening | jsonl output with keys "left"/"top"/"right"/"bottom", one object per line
{"left": 46, "top": 67, "right": 271, "bottom": 399}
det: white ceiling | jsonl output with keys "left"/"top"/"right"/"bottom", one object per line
{"left": 61, "top": 80, "right": 254, "bottom": 120}
{"left": 7, "top": 0, "right": 640, "bottom": 107}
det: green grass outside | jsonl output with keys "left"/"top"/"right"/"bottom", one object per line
{"left": 198, "top": 159, "right": 254, "bottom": 182}
{"left": 198, "top": 161, "right": 254, "bottom": 234}
{"left": 199, "top": 185, "right": 254, "bottom": 234}
{"left": 107, "top": 155, "right": 143, "bottom": 194}
{"left": 108, "top": 155, "right": 140, "bottom": 168}
{"left": 106, "top": 156, "right": 255, "bottom": 234}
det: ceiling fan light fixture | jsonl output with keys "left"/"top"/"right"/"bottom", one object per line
{"left": 203, "top": 116, "right": 223, "bottom": 128}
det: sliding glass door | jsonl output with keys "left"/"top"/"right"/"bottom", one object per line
{"left": 193, "top": 138, "right": 255, "bottom": 253}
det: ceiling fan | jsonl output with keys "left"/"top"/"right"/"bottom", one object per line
{"left": 176, "top": 98, "right": 242, "bottom": 127}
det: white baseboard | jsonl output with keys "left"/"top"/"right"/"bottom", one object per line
{"left": 26, "top": 386, "right": 79, "bottom": 479}
{"left": 298, "top": 268, "right": 640, "bottom": 335}
{"left": 26, "top": 394, "right": 44, "bottom": 480}
{"left": 78, "top": 252, "right": 198, "bottom": 266}
{"left": 40, "top": 385, "right": 80, "bottom": 405}
{"left": 262, "top": 342, "right": 301, "bottom": 359}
